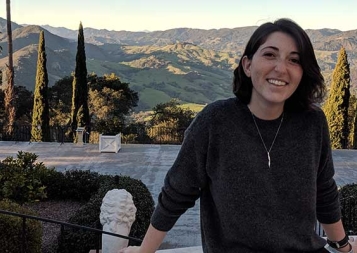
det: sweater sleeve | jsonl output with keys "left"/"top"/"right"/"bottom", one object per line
{"left": 316, "top": 110, "right": 341, "bottom": 224}
{"left": 150, "top": 109, "right": 210, "bottom": 231}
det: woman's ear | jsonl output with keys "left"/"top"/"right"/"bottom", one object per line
{"left": 242, "top": 56, "right": 251, "bottom": 77}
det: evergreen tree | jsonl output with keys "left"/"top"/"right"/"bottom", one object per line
{"left": 70, "top": 22, "right": 90, "bottom": 140}
{"left": 4, "top": 0, "right": 16, "bottom": 134}
{"left": 88, "top": 73, "right": 139, "bottom": 134}
{"left": 0, "top": 86, "right": 33, "bottom": 124}
{"left": 31, "top": 30, "right": 50, "bottom": 141}
{"left": 350, "top": 94, "right": 357, "bottom": 149}
{"left": 48, "top": 76, "right": 73, "bottom": 126}
{"left": 150, "top": 99, "right": 195, "bottom": 130}
{"left": 323, "top": 47, "right": 350, "bottom": 149}
{"left": 149, "top": 99, "right": 195, "bottom": 142}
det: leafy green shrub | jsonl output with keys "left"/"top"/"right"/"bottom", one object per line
{"left": 122, "top": 123, "right": 152, "bottom": 144}
{"left": 0, "top": 152, "right": 154, "bottom": 252}
{"left": 39, "top": 169, "right": 66, "bottom": 200}
{"left": 89, "top": 131, "right": 100, "bottom": 144}
{"left": 41, "top": 169, "right": 101, "bottom": 201}
{"left": 121, "top": 133, "right": 139, "bottom": 144}
{"left": 339, "top": 183, "right": 357, "bottom": 234}
{"left": 89, "top": 175, "right": 155, "bottom": 243}
{"left": 57, "top": 175, "right": 155, "bottom": 253}
{"left": 0, "top": 199, "right": 42, "bottom": 253}
{"left": 0, "top": 151, "right": 52, "bottom": 204}
{"left": 62, "top": 170, "right": 100, "bottom": 201}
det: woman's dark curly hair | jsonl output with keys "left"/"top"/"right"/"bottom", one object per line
{"left": 232, "top": 18, "right": 325, "bottom": 112}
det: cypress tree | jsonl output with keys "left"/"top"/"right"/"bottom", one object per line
{"left": 350, "top": 94, "right": 357, "bottom": 149}
{"left": 323, "top": 47, "right": 350, "bottom": 149}
{"left": 31, "top": 30, "right": 50, "bottom": 142}
{"left": 4, "top": 0, "right": 16, "bottom": 135}
{"left": 70, "top": 22, "right": 90, "bottom": 141}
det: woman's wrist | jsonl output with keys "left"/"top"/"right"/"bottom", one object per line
{"left": 336, "top": 242, "right": 353, "bottom": 253}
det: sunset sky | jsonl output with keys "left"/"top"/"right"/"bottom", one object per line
{"left": 1, "top": 0, "right": 356, "bottom": 32}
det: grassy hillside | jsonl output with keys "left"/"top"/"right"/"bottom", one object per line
{"left": 0, "top": 20, "right": 356, "bottom": 111}
{"left": 85, "top": 43, "right": 236, "bottom": 110}
{"left": 179, "top": 103, "right": 206, "bottom": 112}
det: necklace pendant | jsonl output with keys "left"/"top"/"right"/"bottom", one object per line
{"left": 248, "top": 107, "right": 284, "bottom": 170}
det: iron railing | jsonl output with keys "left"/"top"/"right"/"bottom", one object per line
{"left": 0, "top": 125, "right": 73, "bottom": 143}
{"left": 0, "top": 124, "right": 186, "bottom": 145}
{"left": 0, "top": 209, "right": 142, "bottom": 253}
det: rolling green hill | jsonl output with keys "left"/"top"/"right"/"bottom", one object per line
{"left": 0, "top": 18, "right": 356, "bottom": 111}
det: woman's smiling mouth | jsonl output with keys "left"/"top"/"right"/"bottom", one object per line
{"left": 267, "top": 79, "right": 288, "bottom": 86}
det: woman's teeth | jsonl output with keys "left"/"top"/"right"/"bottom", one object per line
{"left": 268, "top": 79, "right": 287, "bottom": 86}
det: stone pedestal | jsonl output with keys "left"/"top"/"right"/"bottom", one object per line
{"left": 76, "top": 127, "right": 85, "bottom": 145}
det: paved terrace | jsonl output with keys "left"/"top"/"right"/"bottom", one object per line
{"left": 0, "top": 141, "right": 357, "bottom": 252}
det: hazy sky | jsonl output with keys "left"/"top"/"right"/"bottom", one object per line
{"left": 1, "top": 0, "right": 356, "bottom": 32}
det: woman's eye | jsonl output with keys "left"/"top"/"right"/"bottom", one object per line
{"left": 263, "top": 52, "right": 275, "bottom": 57}
{"left": 290, "top": 58, "right": 301, "bottom": 64}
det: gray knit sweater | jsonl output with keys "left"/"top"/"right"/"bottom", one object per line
{"left": 151, "top": 98, "right": 341, "bottom": 253}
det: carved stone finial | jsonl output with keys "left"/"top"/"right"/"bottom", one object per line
{"left": 100, "top": 189, "right": 137, "bottom": 253}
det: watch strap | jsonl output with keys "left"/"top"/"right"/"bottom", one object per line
{"left": 327, "top": 234, "right": 350, "bottom": 249}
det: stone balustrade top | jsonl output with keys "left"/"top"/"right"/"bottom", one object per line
{"left": 89, "top": 247, "right": 203, "bottom": 253}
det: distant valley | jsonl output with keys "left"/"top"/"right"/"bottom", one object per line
{"left": 0, "top": 18, "right": 356, "bottom": 110}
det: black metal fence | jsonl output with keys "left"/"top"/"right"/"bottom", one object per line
{"left": 0, "top": 209, "right": 142, "bottom": 253}
{"left": 0, "top": 125, "right": 186, "bottom": 145}
{"left": 0, "top": 125, "right": 74, "bottom": 143}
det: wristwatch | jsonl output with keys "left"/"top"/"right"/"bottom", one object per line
{"left": 327, "top": 234, "right": 350, "bottom": 249}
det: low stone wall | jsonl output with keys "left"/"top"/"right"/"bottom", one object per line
{"left": 157, "top": 246, "right": 202, "bottom": 252}
{"left": 90, "top": 247, "right": 202, "bottom": 253}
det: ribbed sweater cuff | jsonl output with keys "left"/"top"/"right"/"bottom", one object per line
{"left": 317, "top": 208, "right": 341, "bottom": 224}
{"left": 150, "top": 205, "right": 181, "bottom": 232}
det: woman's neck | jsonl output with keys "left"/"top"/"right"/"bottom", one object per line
{"left": 247, "top": 102, "right": 284, "bottom": 120}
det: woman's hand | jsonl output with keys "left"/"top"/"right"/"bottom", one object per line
{"left": 118, "top": 246, "right": 143, "bottom": 253}
{"left": 118, "top": 224, "right": 167, "bottom": 253}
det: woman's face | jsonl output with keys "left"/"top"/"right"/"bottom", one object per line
{"left": 242, "top": 31, "right": 303, "bottom": 111}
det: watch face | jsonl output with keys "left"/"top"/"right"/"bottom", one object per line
{"left": 324, "top": 245, "right": 341, "bottom": 252}
{"left": 325, "top": 242, "right": 353, "bottom": 253}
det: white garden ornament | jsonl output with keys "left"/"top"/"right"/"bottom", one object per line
{"left": 100, "top": 189, "right": 137, "bottom": 253}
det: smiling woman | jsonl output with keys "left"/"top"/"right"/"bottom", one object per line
{"left": 119, "top": 18, "right": 355, "bottom": 253}
{"left": 241, "top": 32, "right": 303, "bottom": 119}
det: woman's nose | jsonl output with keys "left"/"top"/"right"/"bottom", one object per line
{"left": 274, "top": 59, "right": 288, "bottom": 73}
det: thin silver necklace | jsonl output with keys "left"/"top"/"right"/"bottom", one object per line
{"left": 248, "top": 106, "right": 284, "bottom": 168}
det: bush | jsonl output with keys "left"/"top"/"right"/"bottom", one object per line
{"left": 0, "top": 151, "right": 51, "bottom": 204}
{"left": 96, "top": 175, "right": 155, "bottom": 243}
{"left": 0, "top": 199, "right": 42, "bottom": 253}
{"left": 89, "top": 131, "right": 100, "bottom": 144}
{"left": 42, "top": 169, "right": 101, "bottom": 201}
{"left": 122, "top": 123, "right": 152, "bottom": 144}
{"left": 0, "top": 153, "right": 100, "bottom": 203}
{"left": 57, "top": 175, "right": 155, "bottom": 253}
{"left": 39, "top": 169, "right": 66, "bottom": 200}
{"left": 339, "top": 183, "right": 357, "bottom": 234}
{"left": 0, "top": 152, "right": 155, "bottom": 252}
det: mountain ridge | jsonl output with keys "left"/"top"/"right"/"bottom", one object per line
{"left": 0, "top": 18, "right": 356, "bottom": 110}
